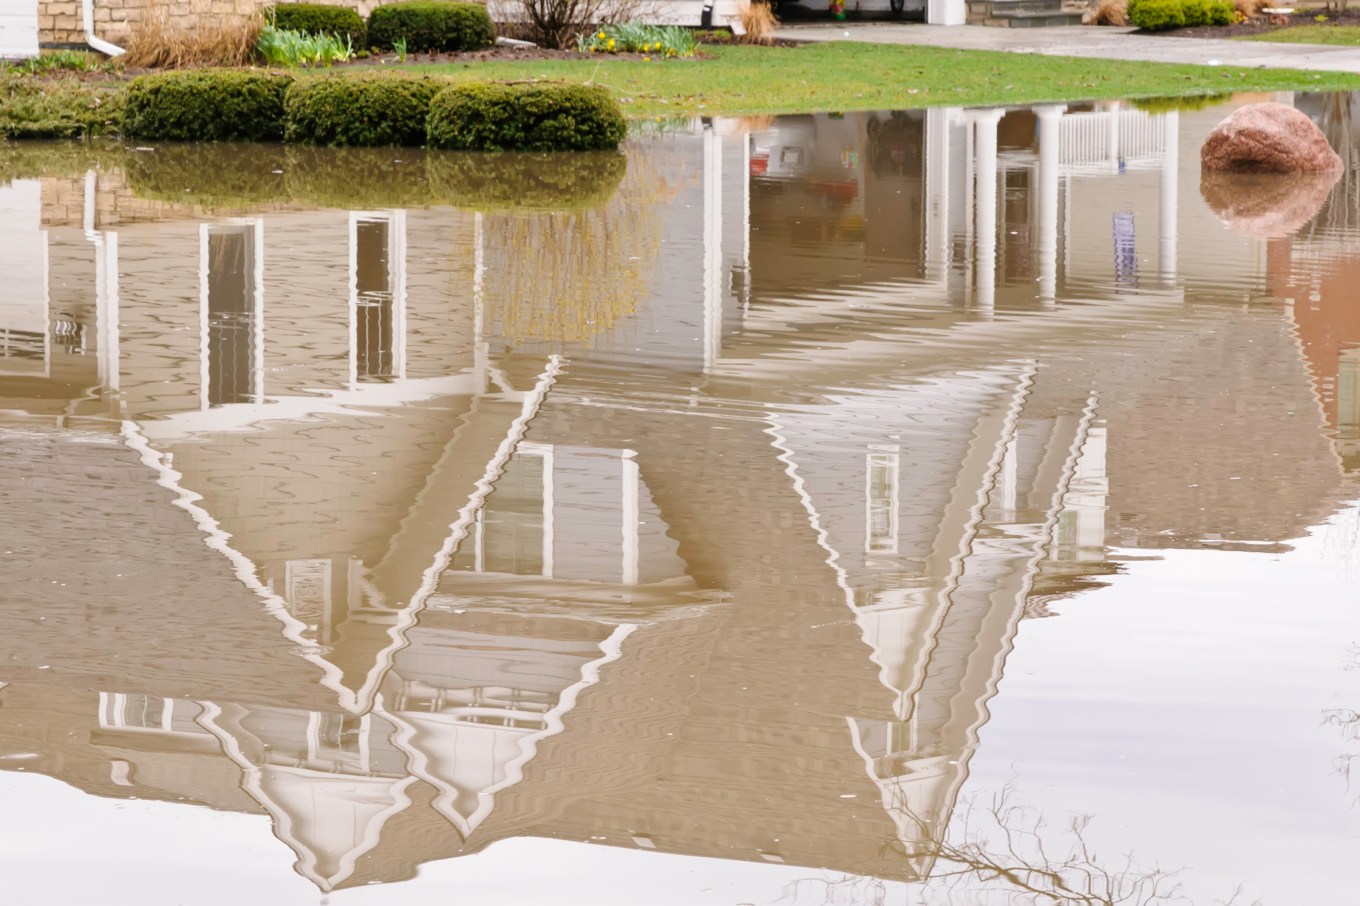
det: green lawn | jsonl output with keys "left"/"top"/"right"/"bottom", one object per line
{"left": 408, "top": 42, "right": 1360, "bottom": 118}
{"left": 5, "top": 40, "right": 1360, "bottom": 139}
{"left": 1237, "top": 24, "right": 1360, "bottom": 45}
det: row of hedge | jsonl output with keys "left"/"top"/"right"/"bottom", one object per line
{"left": 1129, "top": 0, "right": 1233, "bottom": 31}
{"left": 120, "top": 70, "right": 628, "bottom": 151}
{"left": 269, "top": 1, "right": 494, "bottom": 54}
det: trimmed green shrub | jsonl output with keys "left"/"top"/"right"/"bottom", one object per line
{"left": 1206, "top": 0, "right": 1234, "bottom": 24}
{"left": 1128, "top": 0, "right": 1185, "bottom": 30}
{"left": 367, "top": 1, "right": 495, "bottom": 52}
{"left": 269, "top": 3, "right": 367, "bottom": 45}
{"left": 284, "top": 73, "right": 440, "bottom": 146}
{"left": 426, "top": 83, "right": 626, "bottom": 152}
{"left": 122, "top": 70, "right": 292, "bottom": 142}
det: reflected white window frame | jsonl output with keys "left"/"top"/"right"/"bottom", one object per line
{"left": 865, "top": 445, "right": 901, "bottom": 555}
{"left": 306, "top": 710, "right": 371, "bottom": 773}
{"left": 471, "top": 442, "right": 555, "bottom": 579}
{"left": 285, "top": 558, "right": 332, "bottom": 633}
{"left": 97, "top": 692, "right": 206, "bottom": 736}
{"left": 198, "top": 218, "right": 264, "bottom": 410}
{"left": 1339, "top": 348, "right": 1360, "bottom": 442}
{"left": 348, "top": 210, "right": 407, "bottom": 389}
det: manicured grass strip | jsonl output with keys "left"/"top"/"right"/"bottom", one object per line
{"left": 6, "top": 42, "right": 1360, "bottom": 140}
{"left": 410, "top": 42, "right": 1360, "bottom": 118}
{"left": 1237, "top": 25, "right": 1360, "bottom": 45}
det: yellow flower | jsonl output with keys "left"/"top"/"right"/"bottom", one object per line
{"left": 597, "top": 31, "right": 606, "bottom": 38}
{"left": 607, "top": 38, "right": 615, "bottom": 49}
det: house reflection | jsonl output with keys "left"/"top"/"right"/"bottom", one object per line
{"left": 0, "top": 97, "right": 1355, "bottom": 893}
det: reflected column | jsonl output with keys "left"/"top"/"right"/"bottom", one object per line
{"left": 1035, "top": 105, "right": 1066, "bottom": 306}
{"left": 925, "top": 107, "right": 962, "bottom": 286}
{"left": 703, "top": 123, "right": 723, "bottom": 371}
{"left": 1159, "top": 111, "right": 1180, "bottom": 286}
{"left": 84, "top": 170, "right": 121, "bottom": 415}
{"left": 972, "top": 108, "right": 1003, "bottom": 316}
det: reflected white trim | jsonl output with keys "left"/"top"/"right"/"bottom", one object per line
{"left": 139, "top": 373, "right": 479, "bottom": 442}
{"left": 343, "top": 356, "right": 565, "bottom": 714}
{"left": 196, "top": 701, "right": 418, "bottom": 892}
{"left": 380, "top": 622, "right": 636, "bottom": 838}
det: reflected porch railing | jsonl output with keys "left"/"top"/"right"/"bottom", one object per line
{"left": 1058, "top": 108, "right": 1167, "bottom": 173}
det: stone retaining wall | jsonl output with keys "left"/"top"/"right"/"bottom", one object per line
{"left": 39, "top": 0, "right": 381, "bottom": 48}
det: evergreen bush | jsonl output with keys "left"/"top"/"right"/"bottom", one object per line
{"left": 367, "top": 1, "right": 495, "bottom": 52}
{"left": 283, "top": 73, "right": 441, "bottom": 146}
{"left": 122, "top": 70, "right": 292, "bottom": 142}
{"left": 1128, "top": 0, "right": 1186, "bottom": 29}
{"left": 269, "top": 3, "right": 367, "bottom": 45}
{"left": 426, "top": 83, "right": 626, "bottom": 152}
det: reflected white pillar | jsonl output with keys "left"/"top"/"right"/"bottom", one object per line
{"left": 81, "top": 171, "right": 119, "bottom": 408}
{"left": 621, "top": 449, "right": 640, "bottom": 586}
{"left": 742, "top": 131, "right": 751, "bottom": 313}
{"left": 1035, "top": 105, "right": 1066, "bottom": 306}
{"left": 703, "top": 125, "right": 723, "bottom": 371}
{"left": 391, "top": 210, "right": 408, "bottom": 381}
{"left": 472, "top": 211, "right": 488, "bottom": 395}
{"left": 925, "top": 107, "right": 961, "bottom": 285}
{"left": 973, "top": 109, "right": 1003, "bottom": 317}
{"left": 1159, "top": 111, "right": 1180, "bottom": 286}
{"left": 1106, "top": 100, "right": 1121, "bottom": 170}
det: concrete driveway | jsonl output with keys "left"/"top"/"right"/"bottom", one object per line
{"left": 774, "top": 23, "right": 1360, "bottom": 73}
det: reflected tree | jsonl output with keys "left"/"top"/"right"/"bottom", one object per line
{"left": 877, "top": 787, "right": 1261, "bottom": 906}
{"left": 482, "top": 147, "right": 675, "bottom": 345}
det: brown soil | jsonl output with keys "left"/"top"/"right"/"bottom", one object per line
{"left": 341, "top": 45, "right": 683, "bottom": 65}
{"left": 1135, "top": 6, "right": 1360, "bottom": 39}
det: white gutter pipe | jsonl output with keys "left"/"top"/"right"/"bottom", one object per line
{"left": 81, "top": 0, "right": 125, "bottom": 57}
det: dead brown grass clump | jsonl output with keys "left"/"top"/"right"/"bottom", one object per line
{"left": 1234, "top": 0, "right": 1267, "bottom": 17}
{"left": 1088, "top": 0, "right": 1129, "bottom": 25}
{"left": 122, "top": 7, "right": 262, "bottom": 69}
{"left": 737, "top": 0, "right": 779, "bottom": 44}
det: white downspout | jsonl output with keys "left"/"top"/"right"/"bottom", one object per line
{"left": 81, "top": 0, "right": 125, "bottom": 57}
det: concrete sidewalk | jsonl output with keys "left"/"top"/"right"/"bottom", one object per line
{"left": 773, "top": 23, "right": 1360, "bottom": 73}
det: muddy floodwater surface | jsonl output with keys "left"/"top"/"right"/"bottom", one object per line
{"left": 2, "top": 93, "right": 1359, "bottom": 905}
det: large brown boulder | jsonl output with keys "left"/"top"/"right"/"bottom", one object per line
{"left": 1201, "top": 102, "right": 1343, "bottom": 174}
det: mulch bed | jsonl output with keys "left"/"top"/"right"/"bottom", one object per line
{"left": 343, "top": 45, "right": 673, "bottom": 65}
{"left": 1134, "top": 6, "right": 1360, "bottom": 39}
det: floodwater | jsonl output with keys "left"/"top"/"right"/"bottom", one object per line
{"left": 2, "top": 92, "right": 1359, "bottom": 905}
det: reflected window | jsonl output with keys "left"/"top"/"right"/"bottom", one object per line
{"left": 866, "top": 447, "right": 901, "bottom": 555}
{"left": 1338, "top": 348, "right": 1360, "bottom": 468}
{"left": 454, "top": 446, "right": 551, "bottom": 577}
{"left": 285, "top": 559, "right": 331, "bottom": 634}
{"left": 351, "top": 212, "right": 405, "bottom": 384}
{"left": 316, "top": 713, "right": 363, "bottom": 756}
{"left": 98, "top": 693, "right": 205, "bottom": 735}
{"left": 0, "top": 329, "right": 45, "bottom": 362}
{"left": 203, "top": 223, "right": 261, "bottom": 407}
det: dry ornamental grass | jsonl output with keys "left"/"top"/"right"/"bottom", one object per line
{"left": 737, "top": 0, "right": 779, "bottom": 44}
{"left": 1089, "top": 0, "right": 1129, "bottom": 25}
{"left": 122, "top": 7, "right": 263, "bottom": 69}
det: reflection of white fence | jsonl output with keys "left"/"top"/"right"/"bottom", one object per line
{"left": 1059, "top": 110, "right": 1166, "bottom": 172}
